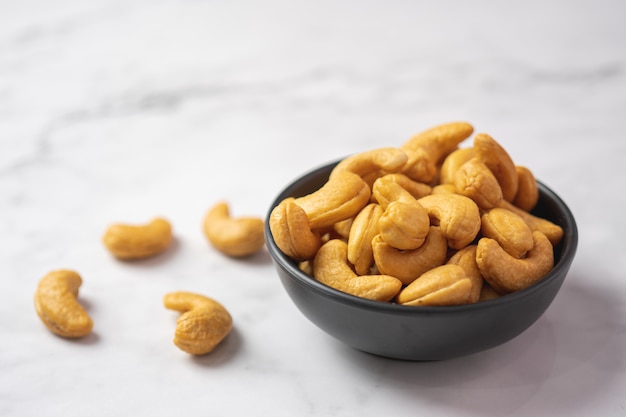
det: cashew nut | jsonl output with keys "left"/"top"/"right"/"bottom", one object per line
{"left": 377, "top": 173, "right": 432, "bottom": 200}
{"left": 34, "top": 270, "right": 93, "bottom": 338}
{"left": 481, "top": 207, "right": 533, "bottom": 258}
{"left": 454, "top": 157, "right": 503, "bottom": 210}
{"left": 372, "top": 175, "right": 430, "bottom": 250}
{"left": 512, "top": 165, "right": 539, "bottom": 211}
{"left": 439, "top": 147, "right": 475, "bottom": 185}
{"left": 294, "top": 170, "right": 371, "bottom": 229}
{"left": 347, "top": 203, "right": 383, "bottom": 275}
{"left": 203, "top": 201, "right": 265, "bottom": 257}
{"left": 102, "top": 217, "right": 173, "bottom": 260}
{"left": 474, "top": 133, "right": 519, "bottom": 202}
{"left": 313, "top": 239, "right": 402, "bottom": 302}
{"left": 396, "top": 264, "right": 473, "bottom": 307}
{"left": 401, "top": 121, "right": 474, "bottom": 183}
{"left": 330, "top": 147, "right": 408, "bottom": 180}
{"left": 498, "top": 200, "right": 563, "bottom": 245}
{"left": 269, "top": 198, "right": 322, "bottom": 261}
{"left": 163, "top": 291, "right": 233, "bottom": 355}
{"left": 446, "top": 245, "right": 483, "bottom": 304}
{"left": 476, "top": 231, "right": 554, "bottom": 293}
{"left": 372, "top": 226, "right": 448, "bottom": 285}
{"left": 417, "top": 193, "right": 481, "bottom": 249}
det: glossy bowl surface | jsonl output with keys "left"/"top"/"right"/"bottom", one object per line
{"left": 265, "top": 160, "right": 578, "bottom": 360}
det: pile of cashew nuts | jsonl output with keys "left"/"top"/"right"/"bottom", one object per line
{"left": 34, "top": 197, "right": 266, "bottom": 355}
{"left": 269, "top": 122, "right": 564, "bottom": 306}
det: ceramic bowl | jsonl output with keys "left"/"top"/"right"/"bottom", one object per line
{"left": 265, "top": 160, "right": 578, "bottom": 360}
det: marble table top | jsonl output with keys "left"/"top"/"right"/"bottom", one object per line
{"left": 2, "top": 0, "right": 625, "bottom": 416}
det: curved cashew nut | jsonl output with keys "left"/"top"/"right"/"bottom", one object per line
{"left": 330, "top": 147, "right": 408, "bottom": 180}
{"left": 512, "top": 165, "right": 539, "bottom": 211}
{"left": 203, "top": 201, "right": 265, "bottom": 257}
{"left": 439, "top": 147, "right": 475, "bottom": 185}
{"left": 396, "top": 264, "right": 473, "bottom": 307}
{"left": 269, "top": 198, "right": 322, "bottom": 261}
{"left": 454, "top": 157, "right": 503, "bottom": 209}
{"left": 446, "top": 245, "right": 483, "bottom": 303}
{"left": 164, "top": 291, "right": 233, "bottom": 355}
{"left": 372, "top": 175, "right": 430, "bottom": 250}
{"left": 474, "top": 133, "right": 519, "bottom": 202}
{"left": 481, "top": 207, "right": 533, "bottom": 259}
{"left": 102, "top": 217, "right": 173, "bottom": 260}
{"left": 313, "top": 239, "right": 402, "bottom": 302}
{"left": 372, "top": 226, "right": 448, "bottom": 285}
{"left": 34, "top": 270, "right": 93, "bottom": 338}
{"left": 347, "top": 203, "right": 383, "bottom": 275}
{"left": 417, "top": 193, "right": 481, "bottom": 250}
{"left": 376, "top": 173, "right": 432, "bottom": 200}
{"left": 476, "top": 231, "right": 554, "bottom": 293}
{"left": 294, "top": 170, "right": 371, "bottom": 229}
{"left": 498, "top": 200, "right": 563, "bottom": 245}
{"left": 401, "top": 121, "right": 474, "bottom": 183}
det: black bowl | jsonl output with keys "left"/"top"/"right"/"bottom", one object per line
{"left": 265, "top": 160, "right": 578, "bottom": 360}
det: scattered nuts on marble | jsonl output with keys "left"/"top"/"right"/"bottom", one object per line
{"left": 269, "top": 121, "right": 564, "bottom": 306}
{"left": 102, "top": 217, "right": 173, "bottom": 260}
{"left": 34, "top": 269, "right": 93, "bottom": 338}
{"left": 203, "top": 201, "right": 265, "bottom": 257}
{"left": 164, "top": 291, "right": 233, "bottom": 355}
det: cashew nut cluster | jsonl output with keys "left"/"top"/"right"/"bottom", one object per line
{"left": 269, "top": 121, "right": 564, "bottom": 306}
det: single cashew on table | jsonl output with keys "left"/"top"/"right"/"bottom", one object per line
{"left": 269, "top": 121, "right": 564, "bottom": 306}
{"left": 102, "top": 217, "right": 173, "bottom": 260}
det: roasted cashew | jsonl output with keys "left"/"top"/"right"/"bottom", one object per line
{"left": 481, "top": 207, "right": 533, "bottom": 258}
{"left": 396, "top": 264, "right": 473, "bottom": 307}
{"left": 378, "top": 173, "right": 432, "bottom": 200}
{"left": 401, "top": 121, "right": 474, "bottom": 183}
{"left": 476, "top": 231, "right": 554, "bottom": 293}
{"left": 454, "top": 157, "right": 503, "bottom": 209}
{"left": 269, "top": 198, "right": 322, "bottom": 261}
{"left": 372, "top": 226, "right": 448, "bottom": 285}
{"left": 474, "top": 133, "right": 519, "bottom": 202}
{"left": 294, "top": 170, "right": 370, "bottom": 229}
{"left": 431, "top": 183, "right": 457, "bottom": 194}
{"left": 498, "top": 200, "right": 563, "bottom": 245}
{"left": 446, "top": 245, "right": 483, "bottom": 303}
{"left": 347, "top": 203, "right": 383, "bottom": 275}
{"left": 34, "top": 270, "right": 93, "bottom": 338}
{"left": 417, "top": 193, "right": 481, "bottom": 250}
{"left": 313, "top": 239, "right": 402, "bottom": 302}
{"left": 164, "top": 291, "right": 232, "bottom": 355}
{"left": 203, "top": 201, "right": 265, "bottom": 257}
{"left": 512, "top": 165, "right": 539, "bottom": 211}
{"left": 372, "top": 175, "right": 430, "bottom": 250}
{"left": 102, "top": 217, "right": 173, "bottom": 260}
{"left": 330, "top": 147, "right": 408, "bottom": 180}
{"left": 439, "top": 147, "right": 475, "bottom": 185}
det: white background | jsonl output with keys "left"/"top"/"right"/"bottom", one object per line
{"left": 1, "top": 1, "right": 625, "bottom": 416}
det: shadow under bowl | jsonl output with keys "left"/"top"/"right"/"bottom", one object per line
{"left": 265, "top": 160, "right": 578, "bottom": 361}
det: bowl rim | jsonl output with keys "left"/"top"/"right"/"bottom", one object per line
{"left": 265, "top": 159, "right": 578, "bottom": 315}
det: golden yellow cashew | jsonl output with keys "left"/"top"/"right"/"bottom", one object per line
{"left": 269, "top": 198, "right": 322, "bottom": 261}
{"left": 417, "top": 193, "right": 481, "bottom": 250}
{"left": 372, "top": 226, "right": 448, "bottom": 286}
{"left": 330, "top": 147, "right": 408, "bottom": 180}
{"left": 102, "top": 217, "right": 173, "bottom": 260}
{"left": 401, "top": 121, "right": 474, "bottom": 183}
{"left": 439, "top": 147, "right": 475, "bottom": 185}
{"left": 372, "top": 175, "right": 430, "bottom": 250}
{"left": 481, "top": 207, "right": 533, "bottom": 259}
{"left": 203, "top": 201, "right": 265, "bottom": 257}
{"left": 347, "top": 203, "right": 383, "bottom": 275}
{"left": 34, "top": 270, "right": 93, "bottom": 338}
{"left": 294, "top": 170, "right": 371, "bottom": 229}
{"left": 446, "top": 245, "right": 483, "bottom": 304}
{"left": 498, "top": 200, "right": 563, "bottom": 245}
{"left": 512, "top": 165, "right": 539, "bottom": 211}
{"left": 454, "top": 157, "right": 503, "bottom": 209}
{"left": 374, "top": 173, "right": 432, "bottom": 200}
{"left": 396, "top": 264, "right": 473, "bottom": 307}
{"left": 476, "top": 231, "right": 555, "bottom": 293}
{"left": 474, "top": 133, "right": 519, "bottom": 202}
{"left": 164, "top": 291, "right": 233, "bottom": 355}
{"left": 313, "top": 239, "right": 402, "bottom": 302}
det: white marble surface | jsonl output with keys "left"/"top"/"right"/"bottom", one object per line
{"left": 1, "top": 0, "right": 625, "bottom": 415}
